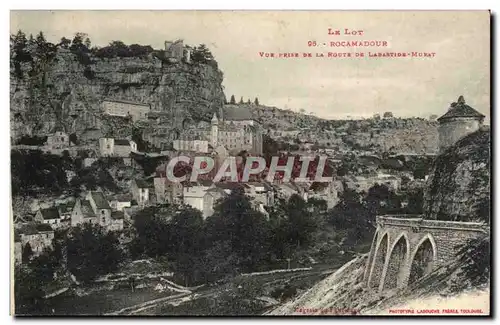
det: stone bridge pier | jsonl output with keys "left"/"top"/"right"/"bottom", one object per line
{"left": 364, "top": 215, "right": 489, "bottom": 293}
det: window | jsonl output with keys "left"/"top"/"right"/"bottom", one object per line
{"left": 102, "top": 217, "right": 106, "bottom": 223}
{"left": 101, "top": 210, "right": 105, "bottom": 215}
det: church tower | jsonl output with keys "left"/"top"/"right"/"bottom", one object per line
{"left": 437, "top": 96, "right": 485, "bottom": 153}
{"left": 211, "top": 112, "right": 219, "bottom": 147}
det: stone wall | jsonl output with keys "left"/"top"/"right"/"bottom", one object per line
{"left": 438, "top": 117, "right": 481, "bottom": 153}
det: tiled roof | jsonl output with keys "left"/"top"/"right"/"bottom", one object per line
{"left": 113, "top": 193, "right": 133, "bottom": 202}
{"left": 20, "top": 223, "right": 54, "bottom": 235}
{"left": 245, "top": 182, "right": 273, "bottom": 191}
{"left": 114, "top": 139, "right": 131, "bottom": 146}
{"left": 81, "top": 200, "right": 96, "bottom": 218}
{"left": 205, "top": 187, "right": 228, "bottom": 196}
{"left": 57, "top": 202, "right": 75, "bottom": 214}
{"left": 90, "top": 192, "right": 111, "bottom": 210}
{"left": 437, "top": 96, "right": 485, "bottom": 122}
{"left": 39, "top": 207, "right": 60, "bottom": 220}
{"left": 135, "top": 179, "right": 154, "bottom": 188}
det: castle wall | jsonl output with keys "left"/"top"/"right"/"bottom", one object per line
{"left": 438, "top": 117, "right": 481, "bottom": 152}
{"left": 102, "top": 101, "right": 150, "bottom": 122}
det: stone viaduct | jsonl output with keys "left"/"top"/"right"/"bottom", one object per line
{"left": 364, "top": 215, "right": 489, "bottom": 293}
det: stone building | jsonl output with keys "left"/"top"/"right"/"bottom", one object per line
{"left": 437, "top": 95, "right": 485, "bottom": 153}
{"left": 164, "top": 39, "right": 191, "bottom": 63}
{"left": 70, "top": 191, "right": 123, "bottom": 231}
{"left": 46, "top": 130, "right": 69, "bottom": 149}
{"left": 131, "top": 179, "right": 154, "bottom": 207}
{"left": 174, "top": 105, "right": 263, "bottom": 155}
{"left": 99, "top": 138, "right": 138, "bottom": 157}
{"left": 102, "top": 99, "right": 151, "bottom": 122}
{"left": 18, "top": 223, "right": 55, "bottom": 257}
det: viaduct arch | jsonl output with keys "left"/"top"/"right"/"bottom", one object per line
{"left": 364, "top": 215, "right": 488, "bottom": 293}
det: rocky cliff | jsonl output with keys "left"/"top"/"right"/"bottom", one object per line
{"left": 269, "top": 254, "right": 489, "bottom": 315}
{"left": 423, "top": 127, "right": 490, "bottom": 222}
{"left": 10, "top": 48, "right": 225, "bottom": 140}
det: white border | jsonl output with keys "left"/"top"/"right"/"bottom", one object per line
{"left": 2, "top": 1, "right": 498, "bottom": 325}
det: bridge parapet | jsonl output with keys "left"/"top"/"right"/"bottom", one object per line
{"left": 377, "top": 215, "right": 489, "bottom": 233}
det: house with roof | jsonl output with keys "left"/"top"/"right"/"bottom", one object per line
{"left": 57, "top": 201, "right": 75, "bottom": 221}
{"left": 154, "top": 177, "right": 184, "bottom": 205}
{"left": 13, "top": 213, "right": 35, "bottom": 229}
{"left": 71, "top": 198, "right": 98, "bottom": 227}
{"left": 86, "top": 191, "right": 112, "bottom": 226}
{"left": 34, "top": 207, "right": 62, "bottom": 229}
{"left": 109, "top": 193, "right": 132, "bottom": 212}
{"left": 99, "top": 138, "right": 138, "bottom": 157}
{"left": 308, "top": 181, "right": 341, "bottom": 209}
{"left": 18, "top": 223, "right": 55, "bottom": 257}
{"left": 275, "top": 183, "right": 308, "bottom": 201}
{"left": 183, "top": 181, "right": 216, "bottom": 212}
{"left": 437, "top": 95, "right": 486, "bottom": 152}
{"left": 109, "top": 211, "right": 125, "bottom": 232}
{"left": 46, "top": 129, "right": 70, "bottom": 150}
{"left": 203, "top": 187, "right": 228, "bottom": 218}
{"left": 243, "top": 182, "right": 275, "bottom": 207}
{"left": 131, "top": 179, "right": 155, "bottom": 207}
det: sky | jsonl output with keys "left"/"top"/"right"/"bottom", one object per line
{"left": 10, "top": 10, "right": 491, "bottom": 121}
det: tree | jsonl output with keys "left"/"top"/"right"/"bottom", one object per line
{"left": 66, "top": 223, "right": 123, "bottom": 283}
{"left": 383, "top": 112, "right": 394, "bottom": 118}
{"left": 329, "top": 188, "right": 373, "bottom": 246}
{"left": 69, "top": 133, "right": 78, "bottom": 145}
{"left": 191, "top": 44, "right": 214, "bottom": 64}
{"left": 283, "top": 194, "right": 319, "bottom": 249}
{"left": 70, "top": 32, "right": 88, "bottom": 52}
{"left": 247, "top": 99, "right": 251, "bottom": 104}
{"left": 239, "top": 97, "right": 244, "bottom": 104}
{"left": 373, "top": 113, "right": 381, "bottom": 121}
{"left": 229, "top": 95, "right": 236, "bottom": 104}
{"left": 207, "top": 189, "right": 271, "bottom": 272}
{"left": 22, "top": 243, "right": 33, "bottom": 263}
{"left": 168, "top": 207, "right": 205, "bottom": 285}
{"left": 59, "top": 37, "right": 71, "bottom": 49}
{"left": 413, "top": 162, "right": 427, "bottom": 180}
{"left": 84, "top": 37, "right": 91, "bottom": 49}
{"left": 254, "top": 97, "right": 260, "bottom": 106}
{"left": 14, "top": 266, "right": 46, "bottom": 315}
{"left": 406, "top": 188, "right": 424, "bottom": 214}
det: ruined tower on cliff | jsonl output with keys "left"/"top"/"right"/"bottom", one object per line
{"left": 437, "top": 95, "right": 485, "bottom": 153}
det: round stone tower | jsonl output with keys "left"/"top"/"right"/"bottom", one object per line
{"left": 437, "top": 96, "right": 485, "bottom": 153}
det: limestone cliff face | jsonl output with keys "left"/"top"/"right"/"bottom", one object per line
{"left": 423, "top": 128, "right": 490, "bottom": 222}
{"left": 10, "top": 49, "right": 225, "bottom": 139}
